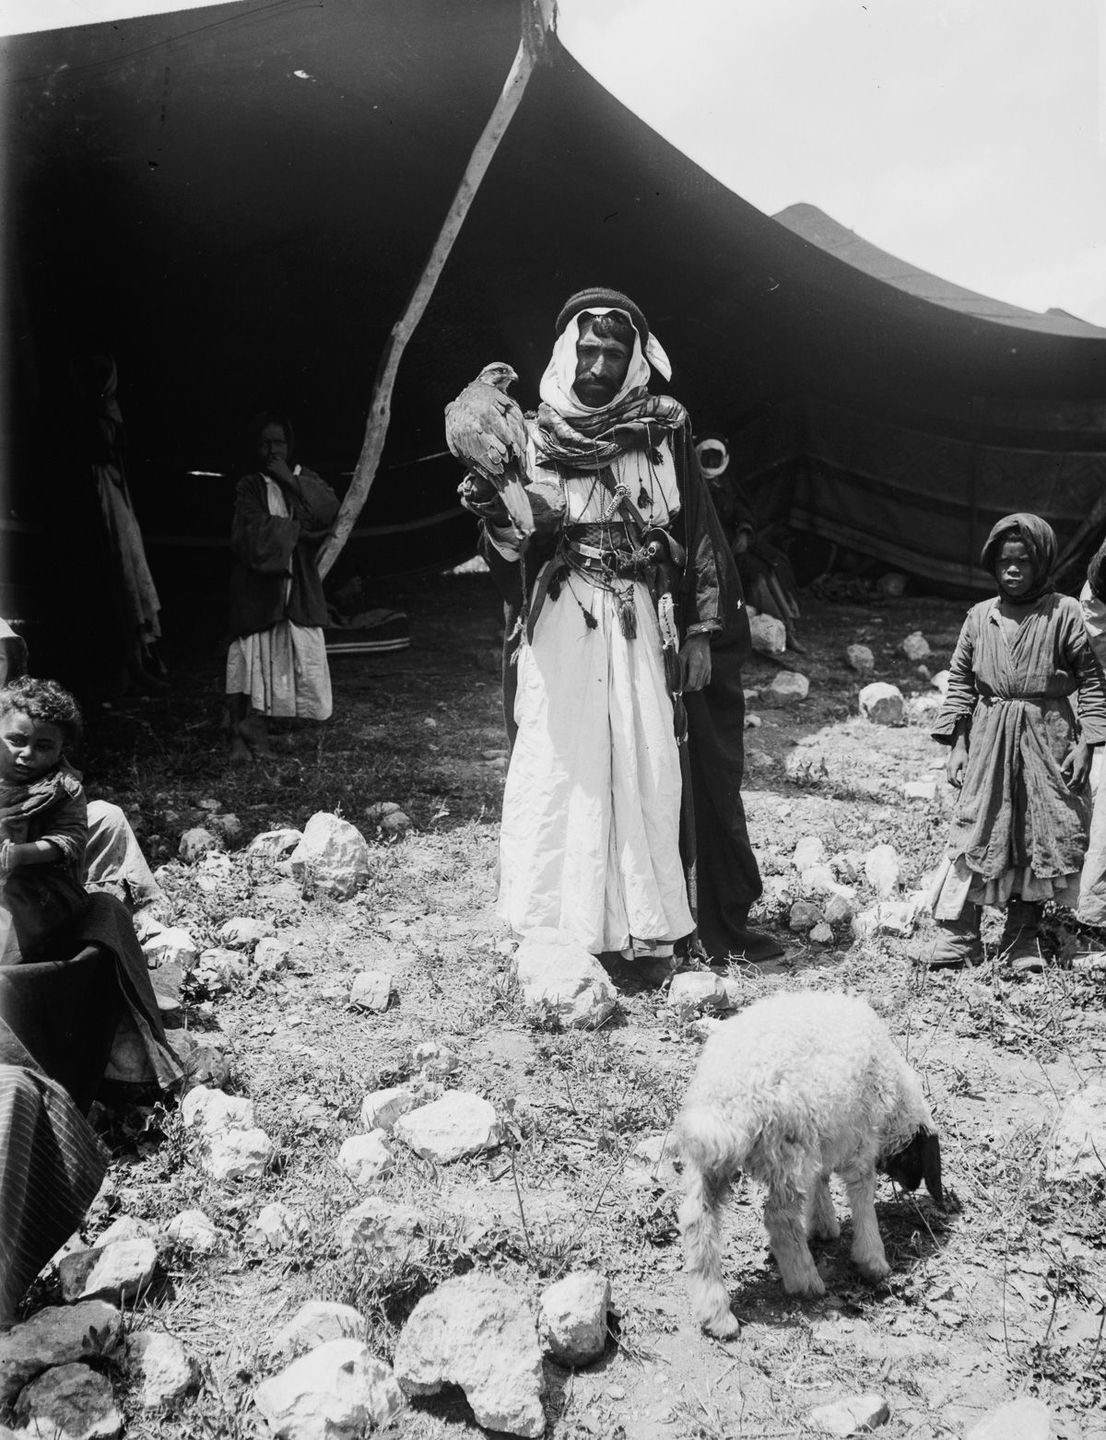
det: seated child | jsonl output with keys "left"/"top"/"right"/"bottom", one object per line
{"left": 927, "top": 514, "right": 1106, "bottom": 971}
{"left": 0, "top": 677, "right": 89, "bottom": 963}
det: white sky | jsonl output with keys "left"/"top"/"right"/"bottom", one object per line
{"left": 3, "top": 0, "right": 1104, "bottom": 325}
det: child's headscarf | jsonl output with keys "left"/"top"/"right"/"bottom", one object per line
{"left": 981, "top": 513, "right": 1056, "bottom": 604}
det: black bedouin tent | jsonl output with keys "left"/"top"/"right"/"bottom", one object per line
{"left": 3, "top": 0, "right": 1106, "bottom": 647}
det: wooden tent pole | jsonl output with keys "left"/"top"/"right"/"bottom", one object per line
{"left": 317, "top": 0, "right": 555, "bottom": 579}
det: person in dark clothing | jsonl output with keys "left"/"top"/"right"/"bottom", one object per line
{"left": 468, "top": 289, "right": 781, "bottom": 967}
{"left": 225, "top": 413, "right": 338, "bottom": 761}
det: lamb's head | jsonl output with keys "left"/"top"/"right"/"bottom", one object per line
{"left": 879, "top": 1125, "right": 943, "bottom": 1207}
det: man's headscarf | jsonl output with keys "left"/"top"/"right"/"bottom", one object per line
{"left": 980, "top": 513, "right": 1057, "bottom": 603}
{"left": 694, "top": 433, "right": 730, "bottom": 479}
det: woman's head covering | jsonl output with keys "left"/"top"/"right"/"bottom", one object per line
{"left": 981, "top": 513, "right": 1057, "bottom": 602}
{"left": 244, "top": 410, "right": 294, "bottom": 461}
{"left": 0, "top": 618, "right": 28, "bottom": 685}
{"left": 540, "top": 288, "right": 673, "bottom": 419}
{"left": 695, "top": 432, "right": 730, "bottom": 478}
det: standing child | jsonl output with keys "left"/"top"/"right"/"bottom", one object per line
{"left": 927, "top": 514, "right": 1106, "bottom": 971}
{"left": 0, "top": 678, "right": 89, "bottom": 962}
{"left": 225, "top": 412, "right": 339, "bottom": 761}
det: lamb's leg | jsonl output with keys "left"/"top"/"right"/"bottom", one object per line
{"left": 806, "top": 1173, "right": 840, "bottom": 1241}
{"left": 766, "top": 1181, "right": 825, "bottom": 1297}
{"left": 678, "top": 1163, "right": 740, "bottom": 1338}
{"left": 843, "top": 1167, "right": 891, "bottom": 1283}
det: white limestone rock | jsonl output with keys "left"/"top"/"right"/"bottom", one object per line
{"left": 538, "top": 1271, "right": 610, "bottom": 1366}
{"left": 1047, "top": 1084, "right": 1106, "bottom": 1181}
{"left": 359, "top": 1085, "right": 418, "bottom": 1133}
{"left": 824, "top": 893, "right": 856, "bottom": 926}
{"left": 337, "top": 1131, "right": 393, "bottom": 1186}
{"left": 163, "top": 1209, "right": 221, "bottom": 1254}
{"left": 930, "top": 669, "right": 951, "bottom": 695}
{"left": 249, "top": 1203, "right": 309, "bottom": 1251}
{"left": 808, "top": 1391, "right": 889, "bottom": 1436}
{"left": 899, "top": 631, "right": 931, "bottom": 661}
{"left": 127, "top": 1330, "right": 201, "bottom": 1410}
{"left": 799, "top": 864, "right": 855, "bottom": 902}
{"left": 393, "top": 1092, "right": 502, "bottom": 1164}
{"left": 810, "top": 922, "right": 834, "bottom": 944}
{"left": 205, "top": 1127, "right": 275, "bottom": 1182}
{"left": 247, "top": 828, "right": 304, "bottom": 860}
{"left": 965, "top": 1397, "right": 1051, "bottom": 1440}
{"left": 95, "top": 1216, "right": 152, "bottom": 1247}
{"left": 336, "top": 1199, "right": 427, "bottom": 1266}
{"left": 141, "top": 926, "right": 200, "bottom": 972}
{"left": 13, "top": 1361, "right": 123, "bottom": 1440}
{"left": 792, "top": 835, "right": 826, "bottom": 870}
{"left": 348, "top": 970, "right": 394, "bottom": 1012}
{"left": 749, "top": 612, "right": 787, "bottom": 655}
{"left": 666, "top": 972, "right": 730, "bottom": 1020}
{"left": 761, "top": 670, "right": 809, "bottom": 707}
{"left": 393, "top": 1273, "right": 545, "bottom": 1438}
{"left": 217, "top": 917, "right": 272, "bottom": 949}
{"left": 513, "top": 928, "right": 617, "bottom": 1030}
{"left": 178, "top": 827, "right": 222, "bottom": 863}
{"left": 845, "top": 644, "right": 875, "bottom": 675}
{"left": 864, "top": 844, "right": 901, "bottom": 897}
{"left": 180, "top": 1085, "right": 255, "bottom": 1137}
{"left": 852, "top": 900, "right": 919, "bottom": 941}
{"left": 903, "top": 779, "right": 938, "bottom": 802}
{"left": 905, "top": 692, "right": 943, "bottom": 725}
{"left": 290, "top": 812, "right": 372, "bottom": 899}
{"left": 273, "top": 1302, "right": 367, "bottom": 1358}
{"left": 255, "top": 936, "right": 292, "bottom": 973}
{"left": 253, "top": 1339, "right": 405, "bottom": 1440}
{"left": 858, "top": 682, "right": 904, "bottom": 726}
{"left": 57, "top": 1238, "right": 158, "bottom": 1306}
{"left": 789, "top": 900, "right": 823, "bottom": 932}
{"left": 0, "top": 1302, "right": 122, "bottom": 1406}
{"left": 412, "top": 1040, "right": 460, "bottom": 1078}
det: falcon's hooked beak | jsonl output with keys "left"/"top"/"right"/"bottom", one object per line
{"left": 479, "top": 362, "right": 519, "bottom": 392}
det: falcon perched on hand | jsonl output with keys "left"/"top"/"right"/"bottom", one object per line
{"left": 444, "top": 362, "right": 535, "bottom": 538}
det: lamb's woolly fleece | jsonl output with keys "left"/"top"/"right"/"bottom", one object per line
{"left": 678, "top": 990, "right": 932, "bottom": 1194}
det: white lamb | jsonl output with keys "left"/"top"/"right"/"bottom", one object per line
{"left": 676, "top": 990, "right": 943, "bottom": 1337}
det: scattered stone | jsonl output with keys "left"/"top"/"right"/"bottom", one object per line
{"left": 876, "top": 572, "right": 906, "bottom": 597}
{"left": 1047, "top": 1084, "right": 1106, "bottom": 1180}
{"left": 95, "top": 1216, "right": 152, "bottom": 1247}
{"left": 666, "top": 972, "right": 730, "bottom": 1020}
{"left": 58, "top": 1238, "right": 158, "bottom": 1305}
{"left": 163, "top": 1209, "right": 220, "bottom": 1253}
{"left": 824, "top": 893, "right": 856, "bottom": 926}
{"left": 746, "top": 747, "right": 777, "bottom": 771}
{"left": 393, "top": 1272, "right": 545, "bottom": 1438}
{"left": 514, "top": 928, "right": 617, "bottom": 1030}
{"left": 0, "top": 1302, "right": 122, "bottom": 1406}
{"left": 903, "top": 779, "right": 938, "bottom": 802}
{"left": 273, "top": 1302, "right": 367, "bottom": 1358}
{"left": 749, "top": 612, "right": 787, "bottom": 655}
{"left": 845, "top": 644, "right": 875, "bottom": 675}
{"left": 899, "top": 631, "right": 930, "bottom": 661}
{"left": 206, "top": 1128, "right": 275, "bottom": 1182}
{"left": 14, "top": 1362, "right": 123, "bottom": 1440}
{"left": 127, "top": 1330, "right": 201, "bottom": 1410}
{"left": 808, "top": 1392, "right": 889, "bottom": 1435}
{"left": 178, "top": 827, "right": 222, "bottom": 863}
{"left": 810, "top": 922, "right": 834, "bottom": 944}
{"left": 965, "top": 1397, "right": 1051, "bottom": 1440}
{"left": 905, "top": 692, "right": 943, "bottom": 724}
{"left": 858, "top": 682, "right": 904, "bottom": 726}
{"left": 761, "top": 671, "right": 809, "bottom": 707}
{"left": 792, "top": 835, "right": 826, "bottom": 870}
{"left": 789, "top": 900, "right": 823, "bottom": 932}
{"left": 799, "top": 864, "right": 855, "bottom": 902}
{"left": 171, "top": 1031, "right": 232, "bottom": 1089}
{"left": 360, "top": 1086, "right": 418, "bottom": 1133}
{"left": 538, "top": 1272, "right": 610, "bottom": 1366}
{"left": 413, "top": 1041, "right": 460, "bottom": 1078}
{"left": 255, "top": 936, "right": 292, "bottom": 973}
{"left": 380, "top": 810, "right": 413, "bottom": 838}
{"left": 290, "top": 812, "right": 372, "bottom": 899}
{"left": 247, "top": 828, "right": 304, "bottom": 859}
{"left": 831, "top": 850, "right": 861, "bottom": 883}
{"left": 132, "top": 910, "right": 164, "bottom": 942}
{"left": 930, "top": 669, "right": 950, "bottom": 695}
{"left": 253, "top": 1339, "right": 405, "bottom": 1440}
{"left": 194, "top": 948, "right": 249, "bottom": 991}
{"left": 290, "top": 1094, "right": 330, "bottom": 1130}
{"left": 338, "top": 1131, "right": 393, "bottom": 1186}
{"left": 852, "top": 900, "right": 919, "bottom": 941}
{"left": 745, "top": 712, "right": 762, "bottom": 728}
{"left": 864, "top": 844, "right": 901, "bottom": 897}
{"left": 393, "top": 1093, "right": 502, "bottom": 1164}
{"left": 337, "top": 1199, "right": 427, "bottom": 1266}
{"left": 349, "top": 970, "right": 393, "bottom": 1012}
{"left": 181, "top": 1085, "right": 255, "bottom": 1137}
{"left": 207, "top": 811, "right": 242, "bottom": 842}
{"left": 249, "top": 1203, "right": 309, "bottom": 1251}
{"left": 218, "top": 917, "right": 272, "bottom": 949}
{"left": 141, "top": 926, "right": 200, "bottom": 971}
{"left": 194, "top": 850, "right": 233, "bottom": 892}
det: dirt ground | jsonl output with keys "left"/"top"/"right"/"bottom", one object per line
{"left": 43, "top": 575, "right": 1106, "bottom": 1439}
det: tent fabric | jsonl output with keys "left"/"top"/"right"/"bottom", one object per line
{"left": 2, "top": 0, "right": 1105, "bottom": 632}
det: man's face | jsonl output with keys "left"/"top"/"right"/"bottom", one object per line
{"left": 573, "top": 319, "right": 632, "bottom": 408}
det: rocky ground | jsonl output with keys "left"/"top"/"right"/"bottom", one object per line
{"left": 2, "top": 573, "right": 1104, "bottom": 1440}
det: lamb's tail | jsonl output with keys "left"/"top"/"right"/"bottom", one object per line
{"left": 676, "top": 1104, "right": 754, "bottom": 1177}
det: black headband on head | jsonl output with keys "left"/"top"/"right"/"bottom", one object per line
{"left": 555, "top": 288, "right": 649, "bottom": 345}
